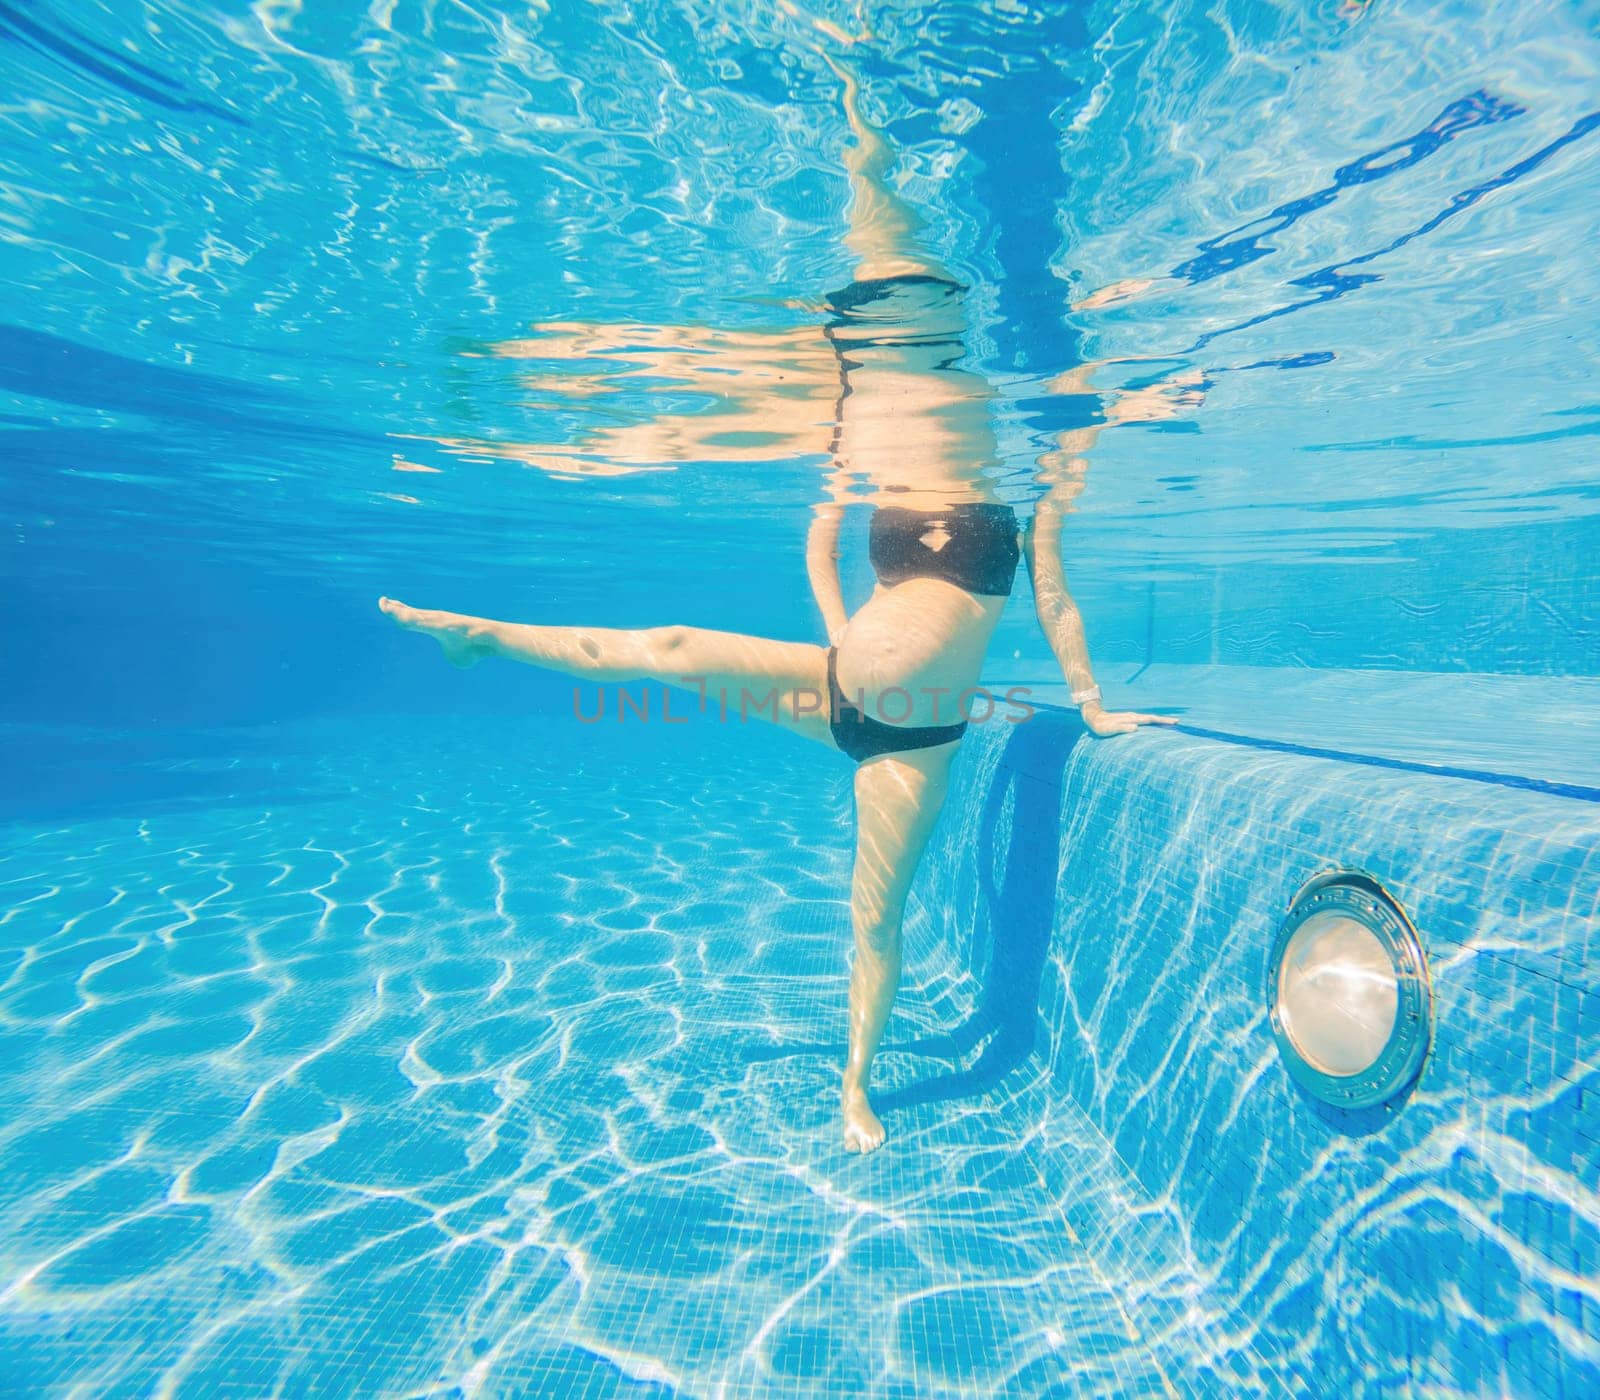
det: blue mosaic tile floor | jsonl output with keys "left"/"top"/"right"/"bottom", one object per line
{"left": 0, "top": 716, "right": 1218, "bottom": 1397}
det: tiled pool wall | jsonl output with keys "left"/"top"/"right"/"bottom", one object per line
{"left": 917, "top": 711, "right": 1600, "bottom": 1397}
{"left": 984, "top": 516, "right": 1600, "bottom": 679}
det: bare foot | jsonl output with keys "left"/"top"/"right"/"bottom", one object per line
{"left": 378, "top": 596, "right": 490, "bottom": 668}
{"left": 842, "top": 1085, "right": 886, "bottom": 1154}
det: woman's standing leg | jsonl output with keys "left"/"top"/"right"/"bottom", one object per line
{"left": 841, "top": 742, "right": 956, "bottom": 1153}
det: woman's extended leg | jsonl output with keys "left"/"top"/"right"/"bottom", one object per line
{"left": 378, "top": 597, "right": 832, "bottom": 742}
{"left": 842, "top": 741, "right": 955, "bottom": 1153}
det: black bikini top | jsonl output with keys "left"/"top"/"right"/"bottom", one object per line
{"left": 869, "top": 502, "right": 1020, "bottom": 599}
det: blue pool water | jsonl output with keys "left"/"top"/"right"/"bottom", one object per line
{"left": 0, "top": 717, "right": 1203, "bottom": 1394}
{"left": 4, "top": 0, "right": 1599, "bottom": 1395}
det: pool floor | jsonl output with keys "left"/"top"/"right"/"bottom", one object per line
{"left": 0, "top": 716, "right": 1217, "bottom": 1397}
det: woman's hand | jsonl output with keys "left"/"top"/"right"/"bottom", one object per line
{"left": 1081, "top": 702, "right": 1178, "bottom": 737}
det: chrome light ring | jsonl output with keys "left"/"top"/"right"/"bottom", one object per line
{"left": 1267, "top": 870, "right": 1432, "bottom": 1109}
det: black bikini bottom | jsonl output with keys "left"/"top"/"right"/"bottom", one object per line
{"left": 827, "top": 647, "right": 966, "bottom": 764}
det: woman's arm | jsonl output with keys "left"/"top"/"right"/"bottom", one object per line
{"left": 1023, "top": 366, "right": 1203, "bottom": 736}
{"left": 1025, "top": 503, "right": 1176, "bottom": 737}
{"left": 807, "top": 502, "right": 850, "bottom": 645}
{"left": 1023, "top": 497, "right": 1094, "bottom": 697}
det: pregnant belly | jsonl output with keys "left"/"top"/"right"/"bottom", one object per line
{"left": 835, "top": 579, "right": 1006, "bottom": 728}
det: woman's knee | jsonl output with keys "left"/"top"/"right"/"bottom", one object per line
{"left": 852, "top": 900, "right": 903, "bottom": 958}
{"left": 642, "top": 624, "right": 692, "bottom": 667}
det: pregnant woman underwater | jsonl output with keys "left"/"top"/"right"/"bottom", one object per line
{"left": 381, "top": 51, "right": 1197, "bottom": 1154}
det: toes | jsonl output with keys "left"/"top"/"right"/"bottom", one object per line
{"left": 842, "top": 1120, "right": 886, "bottom": 1154}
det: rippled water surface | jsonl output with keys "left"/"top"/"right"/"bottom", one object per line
{"left": 3, "top": 0, "right": 1599, "bottom": 1394}
{"left": 5, "top": 0, "right": 1598, "bottom": 686}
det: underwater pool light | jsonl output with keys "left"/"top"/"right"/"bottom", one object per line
{"left": 1268, "top": 871, "right": 1431, "bottom": 1109}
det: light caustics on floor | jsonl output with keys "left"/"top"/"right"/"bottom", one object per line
{"left": 3, "top": 686, "right": 1597, "bottom": 1397}
{"left": 0, "top": 718, "right": 1213, "bottom": 1398}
